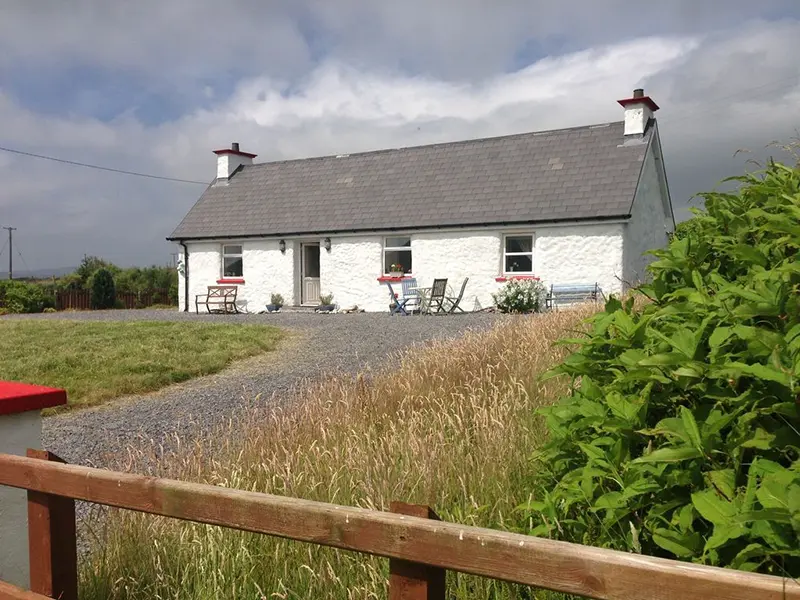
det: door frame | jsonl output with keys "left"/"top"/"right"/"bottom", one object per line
{"left": 299, "top": 242, "right": 321, "bottom": 306}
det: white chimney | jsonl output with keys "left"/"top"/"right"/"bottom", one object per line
{"left": 213, "top": 142, "right": 256, "bottom": 183}
{"left": 617, "top": 88, "right": 660, "bottom": 137}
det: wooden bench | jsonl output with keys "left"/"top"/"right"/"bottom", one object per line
{"left": 195, "top": 286, "right": 239, "bottom": 314}
{"left": 546, "top": 283, "right": 603, "bottom": 310}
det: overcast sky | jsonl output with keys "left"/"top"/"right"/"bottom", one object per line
{"left": 1, "top": 1, "right": 798, "bottom": 271}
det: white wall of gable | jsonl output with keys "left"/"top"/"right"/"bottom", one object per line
{"left": 623, "top": 138, "right": 673, "bottom": 288}
{"left": 185, "top": 242, "right": 221, "bottom": 311}
{"left": 183, "top": 240, "right": 296, "bottom": 312}
{"left": 536, "top": 223, "right": 624, "bottom": 298}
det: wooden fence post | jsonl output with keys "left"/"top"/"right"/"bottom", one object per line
{"left": 389, "top": 502, "right": 446, "bottom": 600}
{"left": 26, "top": 450, "right": 78, "bottom": 600}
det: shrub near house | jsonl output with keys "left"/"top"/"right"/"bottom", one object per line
{"left": 525, "top": 160, "right": 800, "bottom": 575}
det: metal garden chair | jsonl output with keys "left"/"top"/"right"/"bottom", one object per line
{"left": 386, "top": 282, "right": 411, "bottom": 316}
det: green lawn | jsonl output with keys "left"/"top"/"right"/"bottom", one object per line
{"left": 0, "top": 320, "right": 282, "bottom": 411}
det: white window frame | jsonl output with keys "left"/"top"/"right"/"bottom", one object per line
{"left": 502, "top": 233, "right": 534, "bottom": 275}
{"left": 383, "top": 236, "right": 412, "bottom": 275}
{"left": 221, "top": 244, "right": 243, "bottom": 278}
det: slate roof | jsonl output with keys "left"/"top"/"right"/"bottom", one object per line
{"left": 168, "top": 121, "right": 652, "bottom": 240}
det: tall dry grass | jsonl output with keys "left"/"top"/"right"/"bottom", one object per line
{"left": 81, "top": 307, "right": 596, "bottom": 600}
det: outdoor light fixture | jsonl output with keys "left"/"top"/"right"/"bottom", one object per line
{"left": 279, "top": 239, "right": 286, "bottom": 254}
{"left": 324, "top": 237, "right": 331, "bottom": 252}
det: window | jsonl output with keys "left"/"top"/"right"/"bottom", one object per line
{"left": 383, "top": 236, "right": 412, "bottom": 274}
{"left": 222, "top": 244, "right": 243, "bottom": 277}
{"left": 503, "top": 235, "right": 533, "bottom": 273}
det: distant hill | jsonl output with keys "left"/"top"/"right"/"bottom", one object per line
{"left": 2, "top": 266, "right": 76, "bottom": 280}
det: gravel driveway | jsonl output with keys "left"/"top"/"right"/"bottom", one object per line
{"left": 5, "top": 310, "right": 501, "bottom": 469}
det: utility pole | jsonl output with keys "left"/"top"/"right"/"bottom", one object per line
{"left": 2, "top": 227, "right": 15, "bottom": 280}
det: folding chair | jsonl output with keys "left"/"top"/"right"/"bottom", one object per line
{"left": 426, "top": 278, "right": 448, "bottom": 314}
{"left": 445, "top": 277, "right": 469, "bottom": 313}
{"left": 401, "top": 277, "right": 422, "bottom": 313}
{"left": 386, "top": 282, "right": 411, "bottom": 316}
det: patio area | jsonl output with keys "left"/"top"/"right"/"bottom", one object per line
{"left": 383, "top": 277, "right": 470, "bottom": 315}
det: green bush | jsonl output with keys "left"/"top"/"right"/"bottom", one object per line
{"left": 524, "top": 161, "right": 800, "bottom": 576}
{"left": 270, "top": 293, "right": 285, "bottom": 306}
{"left": 493, "top": 278, "right": 546, "bottom": 313}
{"left": 0, "top": 280, "right": 49, "bottom": 313}
{"left": 91, "top": 268, "right": 116, "bottom": 310}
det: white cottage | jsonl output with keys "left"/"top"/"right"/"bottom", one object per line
{"left": 169, "top": 89, "right": 675, "bottom": 313}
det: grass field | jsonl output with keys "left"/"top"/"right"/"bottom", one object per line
{"left": 81, "top": 307, "right": 595, "bottom": 600}
{"left": 0, "top": 320, "right": 282, "bottom": 410}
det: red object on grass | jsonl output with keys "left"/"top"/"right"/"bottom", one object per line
{"left": 0, "top": 381, "right": 67, "bottom": 415}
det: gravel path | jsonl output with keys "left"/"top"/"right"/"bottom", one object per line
{"left": 4, "top": 310, "right": 501, "bottom": 469}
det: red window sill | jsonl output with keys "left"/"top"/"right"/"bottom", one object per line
{"left": 495, "top": 275, "right": 540, "bottom": 282}
{"left": 377, "top": 275, "right": 412, "bottom": 283}
{"left": 217, "top": 278, "right": 245, "bottom": 284}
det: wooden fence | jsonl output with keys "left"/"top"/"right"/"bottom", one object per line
{"left": 0, "top": 451, "right": 797, "bottom": 600}
{"left": 55, "top": 288, "right": 173, "bottom": 311}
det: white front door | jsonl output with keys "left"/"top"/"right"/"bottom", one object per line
{"left": 300, "top": 243, "right": 321, "bottom": 305}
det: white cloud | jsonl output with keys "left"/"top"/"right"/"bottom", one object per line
{"left": 0, "top": 19, "right": 798, "bottom": 270}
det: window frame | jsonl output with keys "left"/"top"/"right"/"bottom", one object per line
{"left": 221, "top": 243, "right": 244, "bottom": 278}
{"left": 502, "top": 233, "right": 535, "bottom": 275}
{"left": 383, "top": 236, "right": 413, "bottom": 275}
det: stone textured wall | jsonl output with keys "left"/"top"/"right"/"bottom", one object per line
{"left": 185, "top": 242, "right": 223, "bottom": 312}
{"left": 242, "top": 240, "right": 296, "bottom": 308}
{"left": 0, "top": 411, "right": 41, "bottom": 589}
{"left": 536, "top": 223, "right": 625, "bottom": 298}
{"left": 623, "top": 139, "right": 673, "bottom": 289}
{"left": 185, "top": 240, "right": 297, "bottom": 312}
{"left": 183, "top": 223, "right": 628, "bottom": 312}
{"left": 321, "top": 236, "right": 384, "bottom": 311}
{"left": 412, "top": 231, "right": 502, "bottom": 311}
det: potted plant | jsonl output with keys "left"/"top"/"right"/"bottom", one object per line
{"left": 266, "top": 293, "right": 284, "bottom": 313}
{"left": 388, "top": 263, "right": 405, "bottom": 277}
{"left": 316, "top": 293, "right": 336, "bottom": 312}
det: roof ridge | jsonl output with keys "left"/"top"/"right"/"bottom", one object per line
{"left": 241, "top": 120, "right": 626, "bottom": 168}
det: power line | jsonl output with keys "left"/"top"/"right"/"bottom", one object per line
{"left": 15, "top": 244, "right": 31, "bottom": 274}
{"left": 0, "top": 145, "right": 209, "bottom": 186}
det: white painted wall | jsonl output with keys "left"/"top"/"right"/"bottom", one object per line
{"left": 242, "top": 240, "right": 295, "bottom": 308}
{"left": 536, "top": 223, "right": 625, "bottom": 298}
{"left": 185, "top": 242, "right": 222, "bottom": 312}
{"left": 321, "top": 236, "right": 384, "bottom": 311}
{"left": 182, "top": 241, "right": 297, "bottom": 312}
{"left": 412, "top": 232, "right": 502, "bottom": 311}
{"left": 0, "top": 410, "right": 41, "bottom": 589}
{"left": 623, "top": 103, "right": 654, "bottom": 137}
{"left": 182, "top": 222, "right": 627, "bottom": 312}
{"left": 216, "top": 154, "right": 253, "bottom": 180}
{"left": 623, "top": 140, "right": 672, "bottom": 289}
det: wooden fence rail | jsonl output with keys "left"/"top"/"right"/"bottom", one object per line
{"left": 0, "top": 452, "right": 798, "bottom": 600}
{"left": 55, "top": 288, "right": 173, "bottom": 311}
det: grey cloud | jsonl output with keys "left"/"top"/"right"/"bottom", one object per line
{"left": 0, "top": 8, "right": 799, "bottom": 271}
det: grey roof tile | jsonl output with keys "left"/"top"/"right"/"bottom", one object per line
{"left": 169, "top": 121, "right": 650, "bottom": 239}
